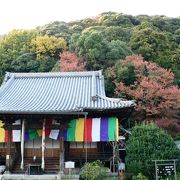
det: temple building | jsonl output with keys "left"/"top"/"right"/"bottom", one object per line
{"left": 0, "top": 71, "right": 135, "bottom": 174}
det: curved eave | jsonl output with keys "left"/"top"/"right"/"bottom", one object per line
{"left": 0, "top": 101, "right": 135, "bottom": 114}
{"left": 0, "top": 110, "right": 87, "bottom": 115}
{"left": 78, "top": 95, "right": 136, "bottom": 111}
{"left": 82, "top": 105, "right": 135, "bottom": 111}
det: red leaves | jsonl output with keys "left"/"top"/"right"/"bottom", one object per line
{"left": 156, "top": 116, "right": 180, "bottom": 137}
{"left": 125, "top": 55, "right": 174, "bottom": 86}
{"left": 115, "top": 55, "right": 180, "bottom": 135}
{"left": 60, "top": 51, "right": 86, "bottom": 72}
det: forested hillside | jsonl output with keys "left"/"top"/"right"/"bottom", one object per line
{"left": 0, "top": 12, "right": 179, "bottom": 136}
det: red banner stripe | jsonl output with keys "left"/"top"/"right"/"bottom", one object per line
{"left": 84, "top": 118, "right": 92, "bottom": 142}
{"left": 5, "top": 130, "right": 10, "bottom": 142}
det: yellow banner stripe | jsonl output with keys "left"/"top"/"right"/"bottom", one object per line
{"left": 75, "top": 118, "right": 84, "bottom": 142}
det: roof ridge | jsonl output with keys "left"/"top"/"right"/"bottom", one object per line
{"left": 7, "top": 71, "right": 103, "bottom": 78}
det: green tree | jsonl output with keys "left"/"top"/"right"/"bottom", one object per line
{"left": 38, "top": 21, "right": 73, "bottom": 41}
{"left": 100, "top": 12, "right": 139, "bottom": 27}
{"left": 69, "top": 31, "right": 132, "bottom": 70}
{"left": 106, "top": 40, "right": 132, "bottom": 64}
{"left": 105, "top": 58, "right": 136, "bottom": 97}
{"left": 11, "top": 53, "right": 39, "bottom": 72}
{"left": 70, "top": 24, "right": 84, "bottom": 34}
{"left": 80, "top": 17, "right": 98, "bottom": 28}
{"left": 98, "top": 12, "right": 117, "bottom": 24}
{"left": 166, "top": 18, "right": 180, "bottom": 33}
{"left": 82, "top": 26, "right": 106, "bottom": 34}
{"left": 174, "top": 28, "right": 180, "bottom": 44}
{"left": 70, "top": 31, "right": 109, "bottom": 70}
{"left": 104, "top": 45, "right": 133, "bottom": 97}
{"left": 69, "top": 33, "right": 81, "bottom": 53}
{"left": 150, "top": 16, "right": 171, "bottom": 32}
{"left": 126, "top": 123, "right": 180, "bottom": 178}
{"left": 129, "top": 22, "right": 171, "bottom": 62}
{"left": 11, "top": 53, "right": 57, "bottom": 73}
{"left": 170, "top": 46, "right": 180, "bottom": 86}
{"left": 36, "top": 56, "right": 57, "bottom": 72}
{"left": 0, "top": 29, "right": 37, "bottom": 81}
{"left": 103, "top": 26, "right": 132, "bottom": 42}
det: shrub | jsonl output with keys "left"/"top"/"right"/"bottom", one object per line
{"left": 132, "top": 173, "right": 149, "bottom": 180}
{"left": 174, "top": 132, "right": 180, "bottom": 140}
{"left": 80, "top": 160, "right": 108, "bottom": 180}
{"left": 125, "top": 123, "right": 180, "bottom": 178}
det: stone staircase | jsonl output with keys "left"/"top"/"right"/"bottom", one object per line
{"left": 45, "top": 157, "right": 59, "bottom": 173}
{"left": 12, "top": 157, "right": 59, "bottom": 174}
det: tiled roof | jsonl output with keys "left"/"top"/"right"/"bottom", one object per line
{"left": 0, "top": 71, "right": 135, "bottom": 114}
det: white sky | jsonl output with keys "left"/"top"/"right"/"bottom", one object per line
{"left": 0, "top": 0, "right": 180, "bottom": 35}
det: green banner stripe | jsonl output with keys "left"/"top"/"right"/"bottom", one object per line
{"left": 108, "top": 117, "right": 116, "bottom": 141}
{"left": 67, "top": 119, "right": 76, "bottom": 141}
{"left": 29, "top": 129, "right": 38, "bottom": 140}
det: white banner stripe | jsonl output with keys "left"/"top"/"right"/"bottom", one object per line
{"left": 49, "top": 130, "right": 59, "bottom": 140}
{"left": 12, "top": 130, "right": 21, "bottom": 142}
{"left": 13, "top": 120, "right": 21, "bottom": 125}
{"left": 92, "top": 118, "right": 100, "bottom": 142}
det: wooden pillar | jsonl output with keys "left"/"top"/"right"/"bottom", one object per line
{"left": 59, "top": 125, "right": 64, "bottom": 172}
{"left": 6, "top": 121, "right": 12, "bottom": 172}
{"left": 20, "top": 120, "right": 25, "bottom": 170}
{"left": 41, "top": 118, "right": 46, "bottom": 170}
{"left": 112, "top": 142, "right": 115, "bottom": 173}
{"left": 84, "top": 114, "right": 87, "bottom": 164}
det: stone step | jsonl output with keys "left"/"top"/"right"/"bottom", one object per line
{"left": 1, "top": 174, "right": 80, "bottom": 180}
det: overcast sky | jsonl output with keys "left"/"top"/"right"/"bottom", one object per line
{"left": 0, "top": 0, "right": 180, "bottom": 35}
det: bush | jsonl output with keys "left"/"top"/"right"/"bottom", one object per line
{"left": 125, "top": 123, "right": 180, "bottom": 178}
{"left": 80, "top": 160, "right": 108, "bottom": 180}
{"left": 174, "top": 132, "right": 180, "bottom": 140}
{"left": 166, "top": 172, "right": 180, "bottom": 180}
{"left": 132, "top": 173, "right": 149, "bottom": 180}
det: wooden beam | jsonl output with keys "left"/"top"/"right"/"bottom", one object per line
{"left": 59, "top": 129, "right": 64, "bottom": 173}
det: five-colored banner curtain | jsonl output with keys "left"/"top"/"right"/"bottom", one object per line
{"left": 66, "top": 117, "right": 118, "bottom": 142}
{"left": 0, "top": 117, "right": 119, "bottom": 142}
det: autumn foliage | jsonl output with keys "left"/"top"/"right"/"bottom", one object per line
{"left": 114, "top": 55, "right": 180, "bottom": 136}
{"left": 60, "top": 51, "right": 86, "bottom": 72}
